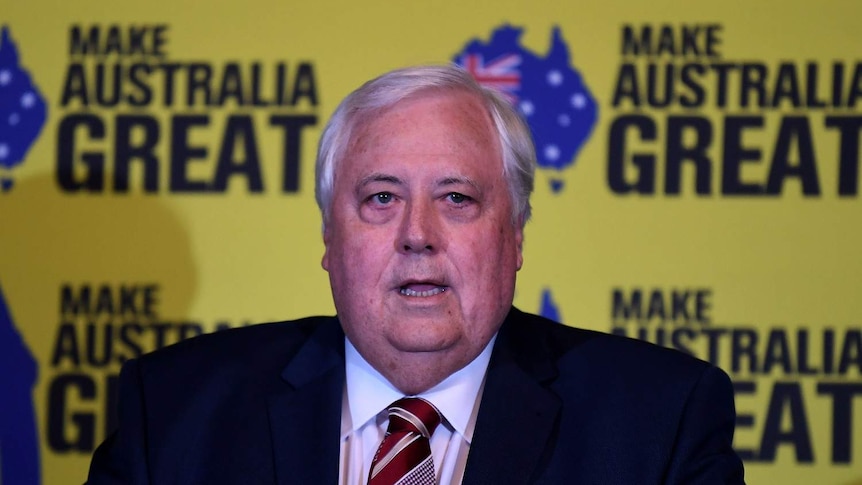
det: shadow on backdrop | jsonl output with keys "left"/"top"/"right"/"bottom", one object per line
{"left": 0, "top": 171, "right": 198, "bottom": 484}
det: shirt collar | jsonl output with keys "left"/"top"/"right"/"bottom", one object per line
{"left": 343, "top": 334, "right": 496, "bottom": 443}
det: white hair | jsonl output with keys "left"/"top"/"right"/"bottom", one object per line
{"left": 315, "top": 64, "right": 536, "bottom": 228}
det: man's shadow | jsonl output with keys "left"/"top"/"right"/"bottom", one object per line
{"left": 0, "top": 172, "right": 197, "bottom": 484}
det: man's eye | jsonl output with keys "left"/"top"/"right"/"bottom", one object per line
{"left": 447, "top": 192, "right": 469, "bottom": 204}
{"left": 372, "top": 192, "right": 393, "bottom": 204}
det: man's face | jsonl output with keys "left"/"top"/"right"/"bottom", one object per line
{"left": 322, "top": 89, "right": 524, "bottom": 393}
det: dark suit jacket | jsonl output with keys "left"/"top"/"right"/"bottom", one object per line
{"left": 87, "top": 307, "right": 744, "bottom": 484}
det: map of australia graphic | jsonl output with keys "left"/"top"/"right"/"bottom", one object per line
{"left": 0, "top": 25, "right": 47, "bottom": 192}
{"left": 0, "top": 285, "right": 40, "bottom": 484}
{"left": 0, "top": 25, "right": 44, "bottom": 484}
{"left": 454, "top": 24, "right": 598, "bottom": 193}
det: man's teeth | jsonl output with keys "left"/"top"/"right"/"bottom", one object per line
{"left": 400, "top": 287, "right": 446, "bottom": 297}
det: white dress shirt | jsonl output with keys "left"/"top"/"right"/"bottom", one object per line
{"left": 339, "top": 336, "right": 496, "bottom": 485}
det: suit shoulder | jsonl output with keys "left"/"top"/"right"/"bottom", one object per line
{"left": 134, "top": 315, "right": 338, "bottom": 377}
{"left": 505, "top": 308, "right": 714, "bottom": 381}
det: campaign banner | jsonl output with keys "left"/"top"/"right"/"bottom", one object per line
{"left": 0, "top": 1, "right": 859, "bottom": 483}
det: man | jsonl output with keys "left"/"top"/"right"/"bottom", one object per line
{"left": 88, "top": 65, "right": 745, "bottom": 484}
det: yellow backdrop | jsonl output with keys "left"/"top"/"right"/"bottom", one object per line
{"left": 0, "top": 0, "right": 860, "bottom": 483}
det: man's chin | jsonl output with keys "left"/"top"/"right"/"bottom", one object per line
{"left": 387, "top": 332, "right": 460, "bottom": 355}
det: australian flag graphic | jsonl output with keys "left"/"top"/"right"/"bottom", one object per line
{"left": 454, "top": 24, "right": 598, "bottom": 193}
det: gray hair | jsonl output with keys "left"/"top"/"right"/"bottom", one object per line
{"left": 315, "top": 64, "right": 536, "bottom": 228}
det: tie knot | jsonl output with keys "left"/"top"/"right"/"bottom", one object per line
{"left": 386, "top": 397, "right": 441, "bottom": 438}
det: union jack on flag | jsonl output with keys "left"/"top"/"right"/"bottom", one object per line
{"left": 458, "top": 53, "right": 522, "bottom": 102}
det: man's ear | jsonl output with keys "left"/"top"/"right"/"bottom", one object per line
{"left": 321, "top": 223, "right": 331, "bottom": 271}
{"left": 515, "top": 219, "right": 524, "bottom": 271}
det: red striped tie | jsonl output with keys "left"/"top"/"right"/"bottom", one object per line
{"left": 368, "top": 397, "right": 442, "bottom": 485}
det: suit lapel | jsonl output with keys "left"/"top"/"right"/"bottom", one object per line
{"left": 267, "top": 319, "right": 345, "bottom": 485}
{"left": 462, "top": 309, "right": 562, "bottom": 485}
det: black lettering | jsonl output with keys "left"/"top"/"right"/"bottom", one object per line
{"left": 150, "top": 322, "right": 173, "bottom": 350}
{"left": 186, "top": 63, "right": 213, "bottom": 106}
{"left": 665, "top": 116, "right": 712, "bottom": 195}
{"left": 611, "top": 63, "right": 641, "bottom": 107}
{"left": 731, "top": 328, "right": 759, "bottom": 373}
{"left": 69, "top": 25, "right": 100, "bottom": 56}
{"left": 669, "top": 290, "right": 691, "bottom": 321}
{"left": 832, "top": 63, "right": 845, "bottom": 107}
{"left": 114, "top": 115, "right": 160, "bottom": 192}
{"left": 47, "top": 374, "right": 96, "bottom": 452}
{"left": 704, "top": 24, "right": 722, "bottom": 57}
{"left": 722, "top": 116, "right": 764, "bottom": 195}
{"left": 759, "top": 382, "right": 813, "bottom": 462}
{"left": 126, "top": 26, "right": 147, "bottom": 56}
{"left": 169, "top": 115, "right": 210, "bottom": 192}
{"left": 60, "top": 63, "right": 89, "bottom": 106}
{"left": 838, "top": 329, "right": 862, "bottom": 374}
{"left": 212, "top": 115, "right": 264, "bottom": 192}
{"left": 61, "top": 284, "right": 91, "bottom": 315}
{"left": 740, "top": 63, "right": 767, "bottom": 108}
{"left": 292, "top": 62, "right": 319, "bottom": 106}
{"left": 670, "top": 328, "right": 696, "bottom": 356}
{"left": 646, "top": 64, "right": 672, "bottom": 107}
{"left": 797, "top": 329, "right": 819, "bottom": 375}
{"left": 127, "top": 63, "right": 154, "bottom": 106}
{"left": 608, "top": 115, "right": 656, "bottom": 194}
{"left": 825, "top": 116, "right": 862, "bottom": 196}
{"left": 817, "top": 382, "right": 862, "bottom": 463}
{"left": 86, "top": 323, "right": 113, "bottom": 367}
{"left": 94, "top": 64, "right": 121, "bottom": 107}
{"left": 57, "top": 114, "right": 106, "bottom": 192}
{"left": 763, "top": 329, "right": 792, "bottom": 373}
{"left": 733, "top": 380, "right": 757, "bottom": 461}
{"left": 118, "top": 322, "right": 144, "bottom": 363}
{"left": 141, "top": 285, "right": 158, "bottom": 316}
{"left": 656, "top": 26, "right": 675, "bottom": 56}
{"left": 621, "top": 25, "right": 651, "bottom": 56}
{"left": 118, "top": 286, "right": 141, "bottom": 315}
{"left": 709, "top": 63, "right": 738, "bottom": 108}
{"left": 250, "top": 63, "right": 270, "bottom": 106}
{"left": 848, "top": 62, "right": 862, "bottom": 108}
{"left": 679, "top": 63, "right": 706, "bottom": 107}
{"left": 51, "top": 322, "right": 81, "bottom": 367}
{"left": 824, "top": 328, "right": 835, "bottom": 374}
{"left": 646, "top": 290, "right": 666, "bottom": 321}
{"left": 217, "top": 63, "right": 243, "bottom": 106}
{"left": 103, "top": 26, "right": 123, "bottom": 56}
{"left": 805, "top": 63, "right": 828, "bottom": 108}
{"left": 679, "top": 25, "right": 702, "bottom": 56}
{"left": 612, "top": 288, "right": 642, "bottom": 321}
{"left": 152, "top": 25, "right": 168, "bottom": 57}
{"left": 95, "top": 286, "right": 115, "bottom": 315}
{"left": 270, "top": 115, "right": 317, "bottom": 192}
{"left": 765, "top": 116, "right": 820, "bottom": 195}
{"left": 771, "top": 63, "right": 802, "bottom": 108}
{"left": 702, "top": 328, "right": 729, "bottom": 365}
{"left": 105, "top": 374, "right": 120, "bottom": 438}
{"left": 160, "top": 63, "right": 182, "bottom": 107}
{"left": 694, "top": 289, "right": 711, "bottom": 323}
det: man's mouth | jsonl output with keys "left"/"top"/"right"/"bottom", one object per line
{"left": 399, "top": 283, "right": 448, "bottom": 297}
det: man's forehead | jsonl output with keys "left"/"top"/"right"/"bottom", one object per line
{"left": 354, "top": 89, "right": 490, "bottom": 130}
{"left": 348, "top": 94, "right": 497, "bottom": 152}
{"left": 334, "top": 88, "right": 505, "bottom": 188}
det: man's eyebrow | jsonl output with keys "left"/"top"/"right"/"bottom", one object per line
{"left": 438, "top": 176, "right": 481, "bottom": 191}
{"left": 357, "top": 173, "right": 405, "bottom": 188}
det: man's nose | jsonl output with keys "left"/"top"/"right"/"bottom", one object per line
{"left": 397, "top": 200, "right": 440, "bottom": 254}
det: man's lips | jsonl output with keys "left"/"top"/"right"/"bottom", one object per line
{"left": 398, "top": 281, "right": 448, "bottom": 297}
